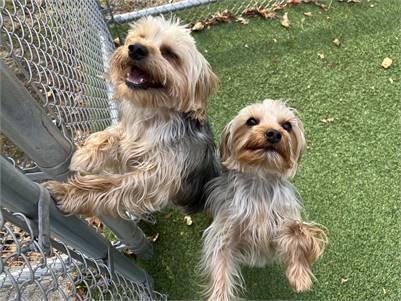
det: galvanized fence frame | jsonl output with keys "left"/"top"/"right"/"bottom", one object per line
{"left": 104, "top": 0, "right": 291, "bottom": 25}
{"left": 0, "top": 0, "right": 163, "bottom": 300}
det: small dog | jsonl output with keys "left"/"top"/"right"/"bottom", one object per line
{"left": 200, "top": 100, "right": 327, "bottom": 301}
{"left": 46, "top": 16, "right": 219, "bottom": 217}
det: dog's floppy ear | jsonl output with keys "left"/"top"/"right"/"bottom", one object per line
{"left": 189, "top": 61, "right": 219, "bottom": 121}
{"left": 219, "top": 121, "right": 233, "bottom": 164}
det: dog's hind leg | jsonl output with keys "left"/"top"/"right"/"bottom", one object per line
{"left": 70, "top": 125, "right": 122, "bottom": 174}
{"left": 200, "top": 220, "right": 242, "bottom": 301}
{"left": 274, "top": 221, "right": 327, "bottom": 293}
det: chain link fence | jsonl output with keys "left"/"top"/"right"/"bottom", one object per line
{"left": 0, "top": 0, "right": 164, "bottom": 300}
{"left": 1, "top": 0, "right": 117, "bottom": 145}
{"left": 0, "top": 210, "right": 164, "bottom": 301}
{"left": 103, "top": 0, "right": 290, "bottom": 25}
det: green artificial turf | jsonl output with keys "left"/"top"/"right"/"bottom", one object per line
{"left": 113, "top": 1, "right": 400, "bottom": 299}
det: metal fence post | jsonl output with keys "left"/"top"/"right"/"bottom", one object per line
{"left": 0, "top": 156, "right": 153, "bottom": 288}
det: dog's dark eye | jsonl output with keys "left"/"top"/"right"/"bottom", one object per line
{"left": 282, "top": 121, "right": 292, "bottom": 132}
{"left": 246, "top": 117, "right": 259, "bottom": 127}
{"left": 161, "top": 47, "right": 178, "bottom": 61}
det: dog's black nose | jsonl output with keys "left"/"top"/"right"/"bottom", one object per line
{"left": 128, "top": 43, "right": 149, "bottom": 60}
{"left": 265, "top": 129, "right": 282, "bottom": 144}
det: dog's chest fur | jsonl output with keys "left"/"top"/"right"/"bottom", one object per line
{"left": 207, "top": 171, "right": 302, "bottom": 265}
{"left": 119, "top": 103, "right": 219, "bottom": 213}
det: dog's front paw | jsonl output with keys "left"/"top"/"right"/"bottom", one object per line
{"left": 287, "top": 264, "right": 313, "bottom": 293}
{"left": 43, "top": 181, "right": 91, "bottom": 216}
{"left": 43, "top": 181, "right": 70, "bottom": 213}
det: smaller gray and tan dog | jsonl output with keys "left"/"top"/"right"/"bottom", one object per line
{"left": 200, "top": 100, "right": 327, "bottom": 301}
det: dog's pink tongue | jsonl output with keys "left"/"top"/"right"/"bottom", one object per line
{"left": 127, "top": 68, "right": 150, "bottom": 85}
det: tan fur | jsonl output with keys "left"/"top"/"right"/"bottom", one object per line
{"left": 219, "top": 100, "right": 305, "bottom": 177}
{"left": 201, "top": 100, "right": 327, "bottom": 301}
{"left": 45, "top": 17, "right": 218, "bottom": 218}
{"left": 274, "top": 222, "right": 328, "bottom": 292}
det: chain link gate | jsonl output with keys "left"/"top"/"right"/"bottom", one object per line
{"left": 0, "top": 0, "right": 165, "bottom": 300}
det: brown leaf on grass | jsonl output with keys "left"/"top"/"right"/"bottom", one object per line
{"left": 318, "top": 52, "right": 325, "bottom": 60}
{"left": 148, "top": 233, "right": 159, "bottom": 242}
{"left": 304, "top": 12, "right": 313, "bottom": 17}
{"left": 123, "top": 248, "right": 136, "bottom": 256}
{"left": 340, "top": 277, "right": 349, "bottom": 284}
{"left": 113, "top": 37, "right": 121, "bottom": 47}
{"left": 236, "top": 17, "right": 249, "bottom": 25}
{"left": 321, "top": 117, "right": 335, "bottom": 124}
{"left": 86, "top": 217, "right": 103, "bottom": 231}
{"left": 184, "top": 215, "right": 193, "bottom": 226}
{"left": 288, "top": 0, "right": 301, "bottom": 7}
{"left": 280, "top": 12, "right": 290, "bottom": 28}
{"left": 389, "top": 77, "right": 394, "bottom": 84}
{"left": 214, "top": 9, "right": 235, "bottom": 23}
{"left": 333, "top": 38, "right": 341, "bottom": 47}
{"left": 164, "top": 212, "right": 172, "bottom": 219}
{"left": 242, "top": 7, "right": 276, "bottom": 20}
{"left": 381, "top": 57, "right": 393, "bottom": 69}
{"left": 192, "top": 21, "right": 205, "bottom": 31}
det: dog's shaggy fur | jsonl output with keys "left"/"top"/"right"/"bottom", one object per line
{"left": 200, "top": 100, "right": 327, "bottom": 301}
{"left": 45, "top": 17, "right": 219, "bottom": 217}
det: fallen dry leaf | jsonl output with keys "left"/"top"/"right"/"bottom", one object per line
{"left": 321, "top": 117, "right": 335, "bottom": 124}
{"left": 123, "top": 248, "right": 136, "bottom": 256}
{"left": 304, "top": 12, "right": 313, "bottom": 17}
{"left": 288, "top": 0, "right": 301, "bottom": 7}
{"left": 192, "top": 21, "right": 205, "bottom": 31}
{"left": 236, "top": 17, "right": 249, "bottom": 25}
{"left": 381, "top": 57, "right": 393, "bottom": 69}
{"left": 340, "top": 277, "right": 348, "bottom": 284}
{"left": 280, "top": 12, "right": 290, "bottom": 28}
{"left": 242, "top": 7, "right": 276, "bottom": 20}
{"left": 383, "top": 288, "right": 387, "bottom": 295}
{"left": 333, "top": 38, "right": 341, "bottom": 47}
{"left": 389, "top": 77, "right": 394, "bottom": 84}
{"left": 318, "top": 52, "right": 325, "bottom": 60}
{"left": 164, "top": 212, "right": 172, "bottom": 219}
{"left": 113, "top": 37, "right": 121, "bottom": 47}
{"left": 273, "top": 38, "right": 278, "bottom": 43}
{"left": 184, "top": 215, "right": 193, "bottom": 226}
{"left": 148, "top": 233, "right": 159, "bottom": 242}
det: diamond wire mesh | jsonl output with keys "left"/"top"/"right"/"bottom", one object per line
{"left": 0, "top": 210, "right": 167, "bottom": 301}
{"left": 0, "top": 1, "right": 166, "bottom": 300}
{"left": 0, "top": 0, "right": 117, "bottom": 145}
{"left": 104, "top": 0, "right": 289, "bottom": 24}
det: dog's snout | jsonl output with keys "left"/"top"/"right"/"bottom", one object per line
{"left": 128, "top": 43, "right": 149, "bottom": 61}
{"left": 265, "top": 129, "right": 282, "bottom": 144}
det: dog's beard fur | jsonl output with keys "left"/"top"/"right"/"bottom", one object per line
{"left": 200, "top": 100, "right": 327, "bottom": 301}
{"left": 45, "top": 16, "right": 219, "bottom": 218}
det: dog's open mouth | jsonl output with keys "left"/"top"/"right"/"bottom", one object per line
{"left": 125, "top": 66, "right": 164, "bottom": 90}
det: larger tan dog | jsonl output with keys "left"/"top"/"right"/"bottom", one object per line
{"left": 46, "top": 17, "right": 219, "bottom": 218}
